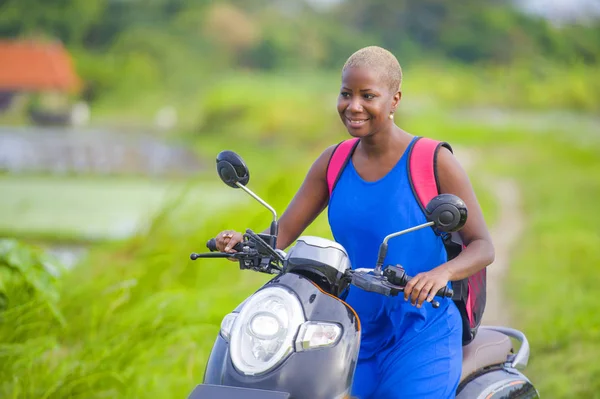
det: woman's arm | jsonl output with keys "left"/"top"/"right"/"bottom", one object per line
{"left": 273, "top": 146, "right": 336, "bottom": 250}
{"left": 435, "top": 147, "right": 495, "bottom": 280}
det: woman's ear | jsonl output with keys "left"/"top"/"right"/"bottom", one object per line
{"left": 392, "top": 90, "right": 402, "bottom": 111}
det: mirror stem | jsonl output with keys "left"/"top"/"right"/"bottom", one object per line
{"left": 383, "top": 221, "right": 434, "bottom": 245}
{"left": 269, "top": 220, "right": 278, "bottom": 237}
{"left": 236, "top": 182, "right": 277, "bottom": 223}
{"left": 373, "top": 221, "right": 434, "bottom": 275}
{"left": 268, "top": 220, "right": 279, "bottom": 249}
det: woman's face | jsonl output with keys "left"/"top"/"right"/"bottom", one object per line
{"left": 337, "top": 66, "right": 400, "bottom": 137}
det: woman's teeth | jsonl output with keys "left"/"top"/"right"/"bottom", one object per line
{"left": 349, "top": 118, "right": 368, "bottom": 125}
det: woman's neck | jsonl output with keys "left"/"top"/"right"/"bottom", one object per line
{"left": 358, "top": 125, "right": 413, "bottom": 159}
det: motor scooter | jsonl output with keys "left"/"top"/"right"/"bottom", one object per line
{"left": 187, "top": 150, "right": 540, "bottom": 399}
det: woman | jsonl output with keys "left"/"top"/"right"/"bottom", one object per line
{"left": 214, "top": 46, "right": 495, "bottom": 399}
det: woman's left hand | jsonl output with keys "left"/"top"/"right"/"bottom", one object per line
{"left": 403, "top": 266, "right": 451, "bottom": 308}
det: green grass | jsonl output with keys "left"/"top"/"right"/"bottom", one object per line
{"left": 490, "top": 140, "right": 600, "bottom": 398}
{"left": 0, "top": 175, "right": 243, "bottom": 242}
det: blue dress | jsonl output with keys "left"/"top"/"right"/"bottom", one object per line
{"left": 328, "top": 137, "right": 463, "bottom": 399}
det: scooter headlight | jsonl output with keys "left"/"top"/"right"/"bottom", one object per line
{"left": 230, "top": 286, "right": 305, "bottom": 375}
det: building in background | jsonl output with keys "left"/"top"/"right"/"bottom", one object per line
{"left": 0, "top": 39, "right": 86, "bottom": 126}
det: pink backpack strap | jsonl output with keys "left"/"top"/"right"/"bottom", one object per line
{"left": 407, "top": 136, "right": 453, "bottom": 211}
{"left": 327, "top": 138, "right": 360, "bottom": 196}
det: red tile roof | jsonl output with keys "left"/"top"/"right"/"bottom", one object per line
{"left": 0, "top": 40, "right": 81, "bottom": 92}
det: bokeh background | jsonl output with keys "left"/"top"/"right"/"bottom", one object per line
{"left": 1, "top": 0, "right": 599, "bottom": 398}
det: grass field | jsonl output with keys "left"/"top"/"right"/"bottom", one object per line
{"left": 1, "top": 83, "right": 599, "bottom": 397}
{"left": 490, "top": 137, "right": 600, "bottom": 398}
{"left": 0, "top": 175, "right": 243, "bottom": 242}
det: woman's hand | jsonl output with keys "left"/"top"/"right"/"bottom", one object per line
{"left": 215, "top": 230, "right": 244, "bottom": 253}
{"left": 403, "top": 266, "right": 451, "bottom": 308}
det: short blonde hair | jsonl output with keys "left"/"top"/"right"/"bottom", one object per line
{"left": 342, "top": 46, "right": 403, "bottom": 93}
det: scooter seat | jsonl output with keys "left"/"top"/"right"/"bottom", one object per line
{"left": 460, "top": 328, "right": 512, "bottom": 382}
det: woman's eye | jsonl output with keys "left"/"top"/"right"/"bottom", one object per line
{"left": 340, "top": 92, "right": 350, "bottom": 98}
{"left": 363, "top": 93, "right": 375, "bottom": 99}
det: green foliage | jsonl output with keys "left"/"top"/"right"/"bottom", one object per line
{"left": 0, "top": 239, "right": 65, "bottom": 323}
{"left": 0, "top": 240, "right": 67, "bottom": 397}
{"left": 0, "top": 0, "right": 105, "bottom": 44}
{"left": 196, "top": 72, "right": 342, "bottom": 145}
{"left": 404, "top": 61, "right": 600, "bottom": 112}
{"left": 495, "top": 140, "right": 600, "bottom": 398}
{"left": 2, "top": 0, "right": 599, "bottom": 116}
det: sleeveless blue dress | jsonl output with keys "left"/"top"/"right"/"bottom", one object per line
{"left": 328, "top": 137, "right": 463, "bottom": 399}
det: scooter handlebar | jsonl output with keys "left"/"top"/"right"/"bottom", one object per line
{"left": 436, "top": 285, "right": 454, "bottom": 298}
{"left": 350, "top": 268, "right": 454, "bottom": 308}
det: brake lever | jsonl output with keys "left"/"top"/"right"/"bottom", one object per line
{"left": 190, "top": 252, "right": 246, "bottom": 260}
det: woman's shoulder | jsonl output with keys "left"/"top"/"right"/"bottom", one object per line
{"left": 314, "top": 142, "right": 343, "bottom": 168}
{"left": 302, "top": 143, "right": 342, "bottom": 183}
{"left": 434, "top": 141, "right": 471, "bottom": 194}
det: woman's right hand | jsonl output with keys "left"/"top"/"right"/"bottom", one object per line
{"left": 215, "top": 230, "right": 244, "bottom": 253}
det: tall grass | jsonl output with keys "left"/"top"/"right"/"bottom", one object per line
{"left": 488, "top": 138, "right": 600, "bottom": 398}
{"left": 404, "top": 61, "right": 600, "bottom": 113}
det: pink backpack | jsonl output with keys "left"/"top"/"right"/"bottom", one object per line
{"left": 326, "top": 136, "right": 486, "bottom": 345}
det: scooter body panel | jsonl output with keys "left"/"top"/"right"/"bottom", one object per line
{"left": 456, "top": 367, "right": 540, "bottom": 399}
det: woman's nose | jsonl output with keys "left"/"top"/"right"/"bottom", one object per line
{"left": 349, "top": 97, "right": 363, "bottom": 112}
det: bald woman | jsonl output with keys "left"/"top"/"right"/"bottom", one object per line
{"left": 215, "top": 46, "right": 494, "bottom": 399}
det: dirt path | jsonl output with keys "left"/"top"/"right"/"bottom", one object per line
{"left": 454, "top": 147, "right": 525, "bottom": 327}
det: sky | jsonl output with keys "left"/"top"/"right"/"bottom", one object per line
{"left": 305, "top": 0, "right": 600, "bottom": 23}
{"left": 520, "top": 0, "right": 600, "bottom": 23}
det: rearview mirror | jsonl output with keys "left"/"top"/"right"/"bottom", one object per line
{"left": 216, "top": 151, "right": 250, "bottom": 188}
{"left": 425, "top": 194, "right": 468, "bottom": 233}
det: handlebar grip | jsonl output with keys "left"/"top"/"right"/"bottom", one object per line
{"left": 436, "top": 286, "right": 454, "bottom": 298}
{"left": 206, "top": 238, "right": 218, "bottom": 252}
{"left": 402, "top": 272, "right": 453, "bottom": 299}
{"left": 206, "top": 238, "right": 244, "bottom": 253}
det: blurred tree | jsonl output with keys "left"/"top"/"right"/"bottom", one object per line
{"left": 333, "top": 0, "right": 599, "bottom": 65}
{"left": 0, "top": 0, "right": 105, "bottom": 45}
{"left": 202, "top": 2, "right": 262, "bottom": 66}
{"left": 1, "top": 0, "right": 597, "bottom": 104}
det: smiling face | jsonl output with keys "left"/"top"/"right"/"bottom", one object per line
{"left": 337, "top": 66, "right": 401, "bottom": 138}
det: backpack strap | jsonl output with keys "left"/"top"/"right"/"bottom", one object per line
{"left": 408, "top": 136, "right": 470, "bottom": 295}
{"left": 326, "top": 138, "right": 359, "bottom": 197}
{"left": 408, "top": 137, "right": 465, "bottom": 255}
{"left": 407, "top": 136, "right": 453, "bottom": 212}
{"left": 408, "top": 137, "right": 485, "bottom": 345}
